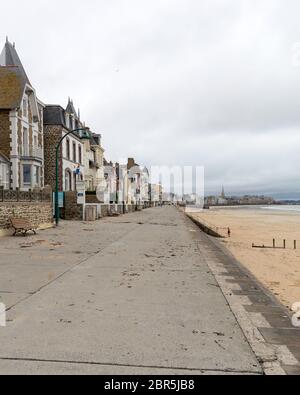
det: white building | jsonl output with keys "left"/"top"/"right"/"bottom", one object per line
{"left": 83, "top": 133, "right": 105, "bottom": 192}
{"left": 0, "top": 39, "right": 44, "bottom": 190}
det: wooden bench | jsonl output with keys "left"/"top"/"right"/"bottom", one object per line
{"left": 10, "top": 218, "right": 37, "bottom": 237}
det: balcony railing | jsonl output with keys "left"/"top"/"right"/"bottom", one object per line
{"left": 0, "top": 188, "right": 52, "bottom": 202}
{"left": 21, "top": 147, "right": 43, "bottom": 160}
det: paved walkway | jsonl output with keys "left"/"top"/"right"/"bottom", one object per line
{"left": 0, "top": 207, "right": 261, "bottom": 374}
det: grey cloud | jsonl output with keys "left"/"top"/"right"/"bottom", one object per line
{"left": 1, "top": 0, "right": 300, "bottom": 197}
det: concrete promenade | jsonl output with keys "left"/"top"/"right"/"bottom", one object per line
{"left": 0, "top": 206, "right": 263, "bottom": 374}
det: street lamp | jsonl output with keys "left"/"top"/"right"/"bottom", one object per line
{"left": 55, "top": 127, "right": 91, "bottom": 226}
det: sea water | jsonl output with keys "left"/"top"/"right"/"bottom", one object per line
{"left": 261, "top": 205, "right": 300, "bottom": 213}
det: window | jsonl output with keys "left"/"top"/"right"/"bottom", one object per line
{"left": 73, "top": 142, "right": 76, "bottom": 162}
{"left": 0, "top": 162, "right": 9, "bottom": 189}
{"left": 66, "top": 139, "right": 70, "bottom": 160}
{"left": 65, "top": 169, "right": 72, "bottom": 191}
{"left": 34, "top": 166, "right": 40, "bottom": 186}
{"left": 23, "top": 164, "right": 31, "bottom": 185}
{"left": 23, "top": 98, "right": 28, "bottom": 117}
{"left": 78, "top": 146, "right": 82, "bottom": 164}
{"left": 33, "top": 136, "right": 38, "bottom": 157}
{"left": 23, "top": 128, "right": 29, "bottom": 156}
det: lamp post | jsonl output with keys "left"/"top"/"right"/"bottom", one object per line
{"left": 55, "top": 128, "right": 91, "bottom": 226}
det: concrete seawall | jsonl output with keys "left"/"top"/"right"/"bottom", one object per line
{"left": 186, "top": 213, "right": 225, "bottom": 238}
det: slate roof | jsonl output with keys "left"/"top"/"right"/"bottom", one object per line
{"left": 0, "top": 152, "right": 9, "bottom": 163}
{"left": 0, "top": 66, "right": 25, "bottom": 109}
{"left": 44, "top": 100, "right": 104, "bottom": 150}
{"left": 0, "top": 40, "right": 31, "bottom": 86}
{"left": 0, "top": 40, "right": 34, "bottom": 110}
{"left": 44, "top": 105, "right": 84, "bottom": 141}
{"left": 43, "top": 105, "right": 67, "bottom": 127}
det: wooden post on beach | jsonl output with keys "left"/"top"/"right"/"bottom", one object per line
{"left": 294, "top": 240, "right": 297, "bottom": 250}
{"left": 283, "top": 240, "right": 286, "bottom": 249}
{"left": 273, "top": 239, "right": 276, "bottom": 249}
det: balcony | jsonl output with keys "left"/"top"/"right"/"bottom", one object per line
{"left": 21, "top": 147, "right": 43, "bottom": 161}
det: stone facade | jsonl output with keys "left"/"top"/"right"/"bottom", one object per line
{"left": 0, "top": 111, "right": 11, "bottom": 189}
{"left": 43, "top": 104, "right": 85, "bottom": 193}
{"left": 43, "top": 125, "right": 63, "bottom": 191}
{"left": 85, "top": 194, "right": 99, "bottom": 204}
{"left": 0, "top": 110, "right": 11, "bottom": 159}
{"left": 63, "top": 191, "right": 83, "bottom": 221}
{"left": 0, "top": 202, "right": 53, "bottom": 231}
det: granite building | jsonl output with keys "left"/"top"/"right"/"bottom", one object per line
{"left": 43, "top": 100, "right": 85, "bottom": 191}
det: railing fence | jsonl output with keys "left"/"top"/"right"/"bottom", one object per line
{"left": 0, "top": 188, "right": 52, "bottom": 203}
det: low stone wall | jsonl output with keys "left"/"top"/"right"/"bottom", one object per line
{"left": 63, "top": 192, "right": 83, "bottom": 221}
{"left": 127, "top": 205, "right": 136, "bottom": 213}
{"left": 86, "top": 194, "right": 102, "bottom": 204}
{"left": 99, "top": 204, "right": 132, "bottom": 217}
{"left": 83, "top": 203, "right": 149, "bottom": 220}
{"left": 100, "top": 204, "right": 109, "bottom": 218}
{"left": 62, "top": 193, "right": 154, "bottom": 222}
{"left": 0, "top": 202, "right": 53, "bottom": 235}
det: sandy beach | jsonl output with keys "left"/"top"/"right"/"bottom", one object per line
{"left": 190, "top": 206, "right": 300, "bottom": 310}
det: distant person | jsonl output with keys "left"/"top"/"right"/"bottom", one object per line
{"left": 228, "top": 228, "right": 231, "bottom": 238}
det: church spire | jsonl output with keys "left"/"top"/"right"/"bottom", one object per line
{"left": 221, "top": 186, "right": 226, "bottom": 199}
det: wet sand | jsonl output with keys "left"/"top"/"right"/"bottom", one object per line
{"left": 190, "top": 207, "right": 300, "bottom": 310}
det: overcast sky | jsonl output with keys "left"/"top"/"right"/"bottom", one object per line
{"left": 1, "top": 0, "right": 300, "bottom": 198}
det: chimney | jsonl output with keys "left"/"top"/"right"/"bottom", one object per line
{"left": 127, "top": 158, "right": 135, "bottom": 170}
